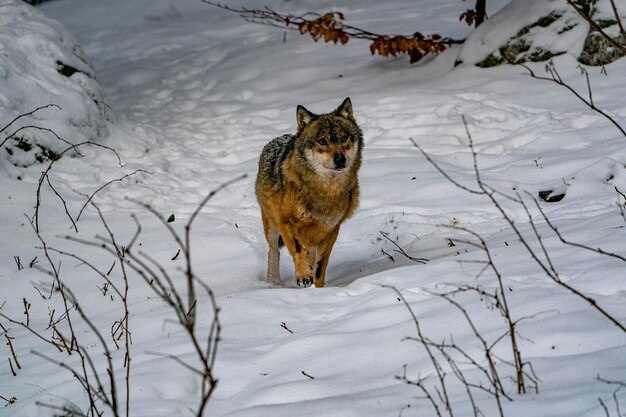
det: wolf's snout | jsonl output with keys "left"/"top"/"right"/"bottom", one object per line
{"left": 333, "top": 150, "right": 346, "bottom": 169}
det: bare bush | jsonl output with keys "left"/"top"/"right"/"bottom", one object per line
{"left": 387, "top": 283, "right": 539, "bottom": 417}
{"left": 1, "top": 179, "right": 244, "bottom": 415}
{"left": 410, "top": 75, "right": 625, "bottom": 413}
{"left": 1, "top": 111, "right": 246, "bottom": 415}
{"left": 414, "top": 115, "right": 625, "bottom": 328}
{"left": 1, "top": 211, "right": 132, "bottom": 417}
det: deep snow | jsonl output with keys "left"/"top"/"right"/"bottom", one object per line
{"left": 1, "top": 0, "right": 625, "bottom": 416}
{"left": 0, "top": 0, "right": 110, "bottom": 168}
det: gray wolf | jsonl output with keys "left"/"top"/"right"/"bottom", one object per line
{"left": 255, "top": 98, "right": 363, "bottom": 287}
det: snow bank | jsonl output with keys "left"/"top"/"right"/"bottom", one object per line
{"left": 456, "top": 0, "right": 588, "bottom": 66}
{"left": 0, "top": 0, "right": 111, "bottom": 168}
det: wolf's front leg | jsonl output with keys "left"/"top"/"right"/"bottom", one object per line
{"left": 275, "top": 225, "right": 315, "bottom": 287}
{"left": 293, "top": 242, "right": 316, "bottom": 287}
{"left": 314, "top": 226, "right": 340, "bottom": 288}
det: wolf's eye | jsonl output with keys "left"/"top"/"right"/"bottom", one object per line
{"left": 318, "top": 139, "right": 328, "bottom": 146}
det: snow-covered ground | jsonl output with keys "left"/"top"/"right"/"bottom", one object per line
{"left": 0, "top": 0, "right": 111, "bottom": 168}
{"left": 1, "top": 0, "right": 625, "bottom": 416}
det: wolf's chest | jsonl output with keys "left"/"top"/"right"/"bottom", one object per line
{"left": 302, "top": 187, "right": 352, "bottom": 227}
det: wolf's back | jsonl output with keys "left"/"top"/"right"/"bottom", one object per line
{"left": 257, "top": 134, "right": 295, "bottom": 189}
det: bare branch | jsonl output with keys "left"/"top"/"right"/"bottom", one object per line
{"left": 565, "top": 0, "right": 626, "bottom": 54}
{"left": 202, "top": 1, "right": 462, "bottom": 63}
{"left": 75, "top": 169, "right": 151, "bottom": 224}
{"left": 598, "top": 375, "right": 626, "bottom": 388}
{"left": 530, "top": 193, "right": 626, "bottom": 263}
{"left": 0, "top": 104, "right": 61, "bottom": 136}
{"left": 519, "top": 62, "right": 626, "bottom": 139}
{"left": 616, "top": 187, "right": 626, "bottom": 224}
{"left": 1, "top": 125, "right": 79, "bottom": 152}
{"left": 410, "top": 137, "right": 484, "bottom": 195}
{"left": 184, "top": 173, "right": 247, "bottom": 329}
{"left": 46, "top": 174, "right": 78, "bottom": 233}
{"left": 383, "top": 285, "right": 455, "bottom": 417}
{"left": 379, "top": 231, "right": 429, "bottom": 264}
{"left": 420, "top": 114, "right": 626, "bottom": 344}
{"left": 609, "top": 0, "right": 626, "bottom": 44}
{"left": 35, "top": 141, "right": 123, "bottom": 233}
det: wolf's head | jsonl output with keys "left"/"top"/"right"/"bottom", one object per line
{"left": 296, "top": 97, "right": 363, "bottom": 176}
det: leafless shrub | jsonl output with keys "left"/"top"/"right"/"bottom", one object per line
{"left": 444, "top": 225, "right": 533, "bottom": 395}
{"left": 1, "top": 174, "right": 244, "bottom": 415}
{"left": 386, "top": 284, "right": 538, "bottom": 417}
{"left": 410, "top": 131, "right": 535, "bottom": 395}
{"left": 1, "top": 211, "right": 131, "bottom": 417}
{"left": 413, "top": 113, "right": 626, "bottom": 331}
{"left": 0, "top": 108, "right": 145, "bottom": 415}
{"left": 515, "top": 56, "right": 626, "bottom": 334}
{"left": 413, "top": 54, "right": 626, "bottom": 412}
{"left": 410, "top": 102, "right": 625, "bottom": 414}
{"left": 1, "top": 111, "right": 246, "bottom": 415}
{"left": 59, "top": 174, "right": 246, "bottom": 417}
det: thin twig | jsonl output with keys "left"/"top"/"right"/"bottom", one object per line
{"left": 75, "top": 169, "right": 151, "bottom": 223}
{"left": 379, "top": 231, "right": 429, "bottom": 264}
{"left": 615, "top": 187, "right": 626, "bottom": 225}
{"left": 34, "top": 140, "right": 123, "bottom": 233}
{"left": 519, "top": 62, "right": 626, "bottom": 139}
{"left": 46, "top": 175, "right": 78, "bottom": 232}
{"left": 1, "top": 125, "right": 79, "bottom": 152}
{"left": 384, "top": 285, "right": 455, "bottom": 417}
{"left": 410, "top": 138, "right": 484, "bottom": 195}
{"left": 202, "top": 1, "right": 464, "bottom": 44}
{"left": 609, "top": 0, "right": 626, "bottom": 43}
{"left": 598, "top": 397, "right": 611, "bottom": 417}
{"left": 530, "top": 193, "right": 626, "bottom": 263}
{"left": 0, "top": 104, "right": 61, "bottom": 137}
{"left": 145, "top": 351, "right": 204, "bottom": 376}
{"left": 280, "top": 322, "right": 294, "bottom": 334}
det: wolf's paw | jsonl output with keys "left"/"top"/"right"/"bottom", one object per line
{"left": 296, "top": 276, "right": 314, "bottom": 287}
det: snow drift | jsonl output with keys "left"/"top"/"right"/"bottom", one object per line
{"left": 0, "top": 0, "right": 111, "bottom": 168}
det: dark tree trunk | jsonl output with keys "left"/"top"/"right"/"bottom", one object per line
{"left": 475, "top": 0, "right": 487, "bottom": 27}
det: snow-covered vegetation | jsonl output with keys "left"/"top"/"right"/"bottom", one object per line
{"left": 1, "top": 0, "right": 625, "bottom": 416}
{"left": 0, "top": 0, "right": 110, "bottom": 169}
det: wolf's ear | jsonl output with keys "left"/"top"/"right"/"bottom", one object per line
{"left": 334, "top": 97, "right": 354, "bottom": 122}
{"left": 297, "top": 105, "right": 315, "bottom": 132}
